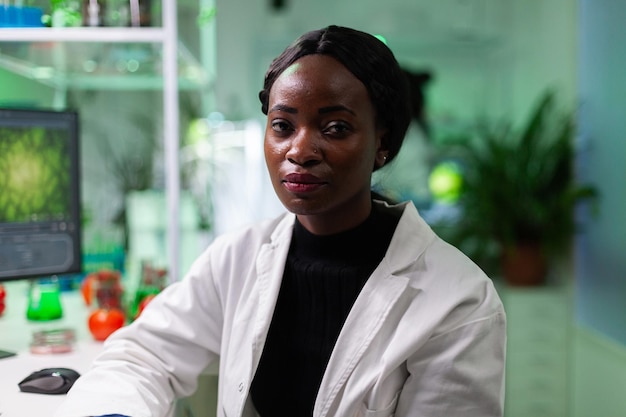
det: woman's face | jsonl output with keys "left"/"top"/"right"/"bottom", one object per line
{"left": 264, "top": 54, "right": 387, "bottom": 235}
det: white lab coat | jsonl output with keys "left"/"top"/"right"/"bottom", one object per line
{"left": 55, "top": 201, "right": 506, "bottom": 417}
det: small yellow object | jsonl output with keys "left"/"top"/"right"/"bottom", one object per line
{"left": 429, "top": 162, "right": 463, "bottom": 203}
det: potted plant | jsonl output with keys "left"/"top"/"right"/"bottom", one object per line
{"left": 434, "top": 89, "right": 598, "bottom": 286}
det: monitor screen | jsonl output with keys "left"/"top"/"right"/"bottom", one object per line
{"left": 0, "top": 108, "right": 82, "bottom": 281}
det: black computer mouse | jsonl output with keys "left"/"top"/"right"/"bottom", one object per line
{"left": 18, "top": 367, "right": 80, "bottom": 395}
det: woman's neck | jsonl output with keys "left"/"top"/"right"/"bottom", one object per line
{"left": 295, "top": 193, "right": 372, "bottom": 236}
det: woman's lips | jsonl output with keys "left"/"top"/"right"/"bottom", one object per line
{"left": 283, "top": 173, "right": 326, "bottom": 193}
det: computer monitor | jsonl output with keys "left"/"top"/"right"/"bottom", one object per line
{"left": 0, "top": 108, "right": 82, "bottom": 282}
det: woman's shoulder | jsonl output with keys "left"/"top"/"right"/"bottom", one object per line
{"left": 184, "top": 211, "right": 294, "bottom": 289}
{"left": 204, "top": 211, "right": 294, "bottom": 255}
{"left": 385, "top": 201, "right": 501, "bottom": 311}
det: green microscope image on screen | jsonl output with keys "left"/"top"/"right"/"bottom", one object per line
{"left": 0, "top": 126, "right": 72, "bottom": 223}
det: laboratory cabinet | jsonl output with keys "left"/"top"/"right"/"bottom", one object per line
{"left": 500, "top": 285, "right": 573, "bottom": 417}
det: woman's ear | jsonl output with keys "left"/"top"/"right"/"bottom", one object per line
{"left": 375, "top": 130, "right": 389, "bottom": 168}
{"left": 375, "top": 149, "right": 389, "bottom": 168}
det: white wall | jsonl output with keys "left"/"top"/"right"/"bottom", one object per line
{"left": 214, "top": 0, "right": 577, "bottom": 130}
{"left": 504, "top": 0, "right": 578, "bottom": 121}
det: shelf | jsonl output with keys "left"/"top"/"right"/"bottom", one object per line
{"left": 0, "top": 27, "right": 167, "bottom": 43}
{"left": 0, "top": 39, "right": 209, "bottom": 90}
{"left": 0, "top": 0, "right": 195, "bottom": 281}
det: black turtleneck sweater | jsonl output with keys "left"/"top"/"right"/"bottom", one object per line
{"left": 250, "top": 204, "right": 400, "bottom": 416}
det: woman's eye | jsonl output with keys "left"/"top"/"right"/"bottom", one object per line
{"left": 324, "top": 122, "right": 351, "bottom": 136}
{"left": 271, "top": 120, "right": 292, "bottom": 132}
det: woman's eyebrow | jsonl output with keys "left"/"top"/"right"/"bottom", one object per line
{"left": 319, "top": 105, "right": 356, "bottom": 115}
{"left": 269, "top": 104, "right": 356, "bottom": 115}
{"left": 269, "top": 104, "right": 297, "bottom": 114}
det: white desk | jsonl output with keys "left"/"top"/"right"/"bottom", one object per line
{"left": 0, "top": 280, "right": 219, "bottom": 417}
{"left": 0, "top": 281, "right": 104, "bottom": 417}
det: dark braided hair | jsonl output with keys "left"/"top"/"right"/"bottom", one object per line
{"left": 259, "top": 25, "right": 412, "bottom": 170}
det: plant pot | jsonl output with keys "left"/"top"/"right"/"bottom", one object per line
{"left": 501, "top": 243, "right": 548, "bottom": 286}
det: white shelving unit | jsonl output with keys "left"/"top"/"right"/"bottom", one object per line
{"left": 0, "top": 2, "right": 200, "bottom": 282}
{"left": 500, "top": 285, "right": 573, "bottom": 417}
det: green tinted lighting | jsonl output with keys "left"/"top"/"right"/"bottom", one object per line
{"left": 374, "top": 34, "right": 388, "bottom": 45}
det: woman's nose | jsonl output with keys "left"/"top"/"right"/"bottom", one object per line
{"left": 285, "top": 129, "right": 322, "bottom": 166}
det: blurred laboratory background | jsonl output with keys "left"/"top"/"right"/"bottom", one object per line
{"left": 0, "top": 0, "right": 624, "bottom": 416}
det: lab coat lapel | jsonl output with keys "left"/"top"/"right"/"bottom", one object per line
{"left": 315, "top": 201, "right": 431, "bottom": 417}
{"left": 315, "top": 266, "right": 410, "bottom": 416}
{"left": 251, "top": 213, "right": 295, "bottom": 371}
